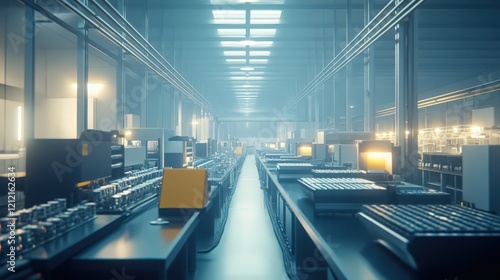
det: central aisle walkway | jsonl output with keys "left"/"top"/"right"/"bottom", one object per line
{"left": 193, "top": 155, "right": 289, "bottom": 280}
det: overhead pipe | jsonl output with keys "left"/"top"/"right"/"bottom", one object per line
{"left": 375, "top": 78, "right": 500, "bottom": 117}
{"left": 72, "top": 0, "right": 217, "bottom": 114}
{"left": 24, "top": 0, "right": 218, "bottom": 115}
{"left": 282, "top": 0, "right": 425, "bottom": 113}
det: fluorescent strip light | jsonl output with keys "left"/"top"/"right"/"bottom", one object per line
{"left": 251, "top": 10, "right": 282, "bottom": 18}
{"left": 17, "top": 106, "right": 22, "bottom": 141}
{"left": 249, "top": 51, "right": 271, "bottom": 56}
{"left": 250, "top": 10, "right": 282, "bottom": 24}
{"left": 225, "top": 59, "right": 246, "bottom": 63}
{"left": 252, "top": 41, "right": 274, "bottom": 47}
{"left": 224, "top": 51, "right": 246, "bottom": 56}
{"left": 212, "top": 10, "right": 245, "bottom": 18}
{"left": 249, "top": 59, "right": 268, "bottom": 64}
{"left": 217, "top": 29, "right": 246, "bottom": 37}
{"left": 230, "top": 76, "right": 264, "bottom": 80}
{"left": 221, "top": 41, "right": 246, "bottom": 47}
{"left": 212, "top": 10, "right": 245, "bottom": 24}
{"left": 250, "top": 29, "right": 277, "bottom": 37}
{"left": 239, "top": 40, "right": 256, "bottom": 46}
{"left": 211, "top": 0, "right": 285, "bottom": 4}
{"left": 240, "top": 67, "right": 255, "bottom": 71}
{"left": 251, "top": 19, "right": 280, "bottom": 24}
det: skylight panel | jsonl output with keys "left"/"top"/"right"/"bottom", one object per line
{"left": 249, "top": 59, "right": 268, "bottom": 64}
{"left": 221, "top": 41, "right": 246, "bottom": 47}
{"left": 217, "top": 29, "right": 246, "bottom": 37}
{"left": 233, "top": 88, "right": 261, "bottom": 92}
{"left": 242, "top": 41, "right": 273, "bottom": 47}
{"left": 235, "top": 93, "right": 259, "bottom": 95}
{"left": 250, "top": 10, "right": 282, "bottom": 24}
{"left": 249, "top": 51, "right": 271, "bottom": 56}
{"left": 226, "top": 59, "right": 246, "bottom": 63}
{"left": 250, "top": 29, "right": 276, "bottom": 37}
{"left": 230, "top": 76, "right": 264, "bottom": 80}
{"left": 212, "top": 10, "right": 245, "bottom": 24}
{"left": 236, "top": 84, "right": 261, "bottom": 88}
{"left": 224, "top": 51, "right": 246, "bottom": 56}
{"left": 211, "top": 0, "right": 285, "bottom": 4}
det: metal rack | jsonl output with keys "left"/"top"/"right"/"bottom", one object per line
{"left": 418, "top": 125, "right": 500, "bottom": 154}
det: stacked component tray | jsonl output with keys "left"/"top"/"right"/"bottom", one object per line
{"left": 0, "top": 198, "right": 97, "bottom": 265}
{"left": 386, "top": 182, "right": 451, "bottom": 204}
{"left": 297, "top": 178, "right": 387, "bottom": 213}
{"left": 358, "top": 204, "right": 500, "bottom": 271}
{"left": 92, "top": 167, "right": 163, "bottom": 214}
{"left": 311, "top": 169, "right": 366, "bottom": 178}
{"left": 277, "top": 163, "right": 316, "bottom": 181}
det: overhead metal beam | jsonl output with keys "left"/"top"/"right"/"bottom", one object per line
{"left": 136, "top": 3, "right": 365, "bottom": 10}
{"left": 376, "top": 78, "right": 500, "bottom": 118}
{"left": 281, "top": 0, "right": 426, "bottom": 114}
{"left": 54, "top": 0, "right": 218, "bottom": 116}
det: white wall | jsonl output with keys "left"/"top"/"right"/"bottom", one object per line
{"left": 34, "top": 49, "right": 117, "bottom": 138}
{"left": 35, "top": 97, "right": 77, "bottom": 138}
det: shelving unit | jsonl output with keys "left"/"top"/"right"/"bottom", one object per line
{"left": 420, "top": 152, "right": 462, "bottom": 204}
{"left": 418, "top": 125, "right": 500, "bottom": 154}
{"left": 186, "top": 140, "right": 194, "bottom": 164}
{"left": 165, "top": 136, "right": 196, "bottom": 168}
{"left": 110, "top": 145, "right": 124, "bottom": 180}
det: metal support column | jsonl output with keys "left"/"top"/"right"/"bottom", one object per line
{"left": 141, "top": 0, "right": 149, "bottom": 128}
{"left": 314, "top": 35, "right": 321, "bottom": 132}
{"left": 116, "top": 0, "right": 125, "bottom": 130}
{"left": 345, "top": 0, "right": 352, "bottom": 131}
{"left": 364, "top": 0, "right": 376, "bottom": 132}
{"left": 24, "top": 6, "right": 35, "bottom": 141}
{"left": 332, "top": 9, "right": 337, "bottom": 129}
{"left": 76, "top": 1, "right": 89, "bottom": 135}
{"left": 395, "top": 13, "right": 419, "bottom": 183}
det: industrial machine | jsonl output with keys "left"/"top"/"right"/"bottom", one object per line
{"left": 26, "top": 130, "right": 112, "bottom": 207}
{"left": 165, "top": 136, "right": 195, "bottom": 168}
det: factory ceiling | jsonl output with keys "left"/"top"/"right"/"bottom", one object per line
{"left": 33, "top": 0, "right": 500, "bottom": 122}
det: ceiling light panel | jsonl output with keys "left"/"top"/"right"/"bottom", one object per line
{"left": 250, "top": 29, "right": 276, "bottom": 37}
{"left": 240, "top": 67, "right": 255, "bottom": 71}
{"left": 212, "top": 10, "right": 245, "bottom": 24}
{"left": 237, "top": 84, "right": 261, "bottom": 88}
{"left": 217, "top": 29, "right": 246, "bottom": 37}
{"left": 230, "top": 76, "right": 264, "bottom": 80}
{"left": 225, "top": 58, "right": 246, "bottom": 63}
{"left": 244, "top": 41, "right": 273, "bottom": 47}
{"left": 221, "top": 41, "right": 246, "bottom": 48}
{"left": 249, "top": 59, "right": 268, "bottom": 64}
{"left": 249, "top": 51, "right": 271, "bottom": 56}
{"left": 234, "top": 89, "right": 261, "bottom": 92}
{"left": 224, "top": 51, "right": 246, "bottom": 56}
{"left": 250, "top": 10, "right": 282, "bottom": 24}
{"left": 211, "top": 0, "right": 285, "bottom": 4}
